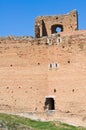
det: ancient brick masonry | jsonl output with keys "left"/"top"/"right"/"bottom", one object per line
{"left": 35, "top": 10, "right": 78, "bottom": 38}
{"left": 0, "top": 10, "right": 86, "bottom": 126}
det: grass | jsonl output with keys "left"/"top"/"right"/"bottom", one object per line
{"left": 0, "top": 113, "right": 86, "bottom": 130}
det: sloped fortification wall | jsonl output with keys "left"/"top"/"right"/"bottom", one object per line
{"left": 0, "top": 31, "right": 86, "bottom": 123}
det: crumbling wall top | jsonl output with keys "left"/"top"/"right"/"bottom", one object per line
{"left": 35, "top": 10, "right": 78, "bottom": 38}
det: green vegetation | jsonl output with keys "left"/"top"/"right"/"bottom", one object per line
{"left": 0, "top": 113, "right": 85, "bottom": 130}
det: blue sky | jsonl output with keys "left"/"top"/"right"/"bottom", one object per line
{"left": 0, "top": 0, "right": 86, "bottom": 37}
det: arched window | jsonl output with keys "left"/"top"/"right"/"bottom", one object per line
{"left": 47, "top": 38, "right": 52, "bottom": 45}
{"left": 48, "top": 63, "right": 52, "bottom": 69}
{"left": 51, "top": 24, "right": 63, "bottom": 34}
{"left": 56, "top": 27, "right": 62, "bottom": 33}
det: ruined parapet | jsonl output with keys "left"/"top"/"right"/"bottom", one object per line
{"left": 35, "top": 10, "right": 78, "bottom": 38}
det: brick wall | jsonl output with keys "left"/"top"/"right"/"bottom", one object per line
{"left": 0, "top": 30, "right": 86, "bottom": 121}
{"left": 35, "top": 10, "right": 78, "bottom": 38}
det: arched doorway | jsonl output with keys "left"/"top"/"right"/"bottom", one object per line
{"left": 51, "top": 24, "right": 63, "bottom": 34}
{"left": 44, "top": 97, "right": 55, "bottom": 110}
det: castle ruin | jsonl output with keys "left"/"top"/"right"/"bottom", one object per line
{"left": 35, "top": 10, "right": 78, "bottom": 37}
{"left": 0, "top": 10, "right": 86, "bottom": 126}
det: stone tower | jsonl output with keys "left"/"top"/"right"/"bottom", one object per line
{"left": 35, "top": 10, "right": 78, "bottom": 38}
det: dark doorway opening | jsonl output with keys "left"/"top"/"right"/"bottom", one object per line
{"left": 44, "top": 97, "right": 55, "bottom": 110}
{"left": 51, "top": 24, "right": 63, "bottom": 34}
{"left": 42, "top": 20, "right": 48, "bottom": 37}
